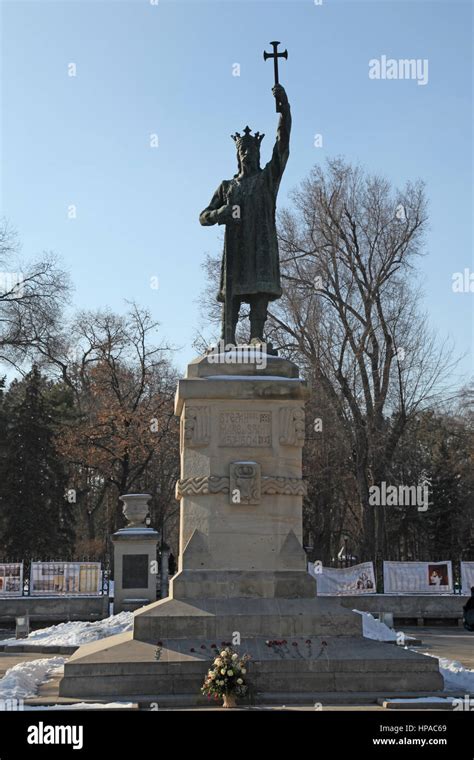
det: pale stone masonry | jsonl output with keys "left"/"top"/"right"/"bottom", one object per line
{"left": 171, "top": 353, "right": 314, "bottom": 599}
{"left": 59, "top": 353, "right": 444, "bottom": 704}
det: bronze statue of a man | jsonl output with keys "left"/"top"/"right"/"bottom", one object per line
{"left": 199, "top": 84, "right": 291, "bottom": 345}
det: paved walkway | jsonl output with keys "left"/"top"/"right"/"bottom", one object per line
{"left": 404, "top": 626, "right": 474, "bottom": 669}
{"left": 0, "top": 651, "right": 50, "bottom": 677}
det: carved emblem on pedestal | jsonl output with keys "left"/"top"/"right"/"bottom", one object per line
{"left": 183, "top": 406, "right": 210, "bottom": 447}
{"left": 279, "top": 406, "right": 305, "bottom": 446}
{"left": 229, "top": 461, "right": 261, "bottom": 505}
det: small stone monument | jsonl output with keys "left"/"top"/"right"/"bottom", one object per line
{"left": 111, "top": 494, "right": 159, "bottom": 613}
{"left": 15, "top": 614, "right": 29, "bottom": 639}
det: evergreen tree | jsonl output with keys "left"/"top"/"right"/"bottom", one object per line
{"left": 0, "top": 366, "right": 74, "bottom": 558}
{"left": 429, "top": 437, "right": 470, "bottom": 560}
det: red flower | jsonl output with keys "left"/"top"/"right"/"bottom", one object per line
{"left": 157, "top": 641, "right": 163, "bottom": 646}
{"left": 211, "top": 644, "right": 217, "bottom": 648}
{"left": 305, "top": 639, "right": 311, "bottom": 645}
{"left": 201, "top": 644, "right": 206, "bottom": 649}
{"left": 190, "top": 648, "right": 195, "bottom": 652}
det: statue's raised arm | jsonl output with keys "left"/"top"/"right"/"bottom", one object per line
{"left": 273, "top": 84, "right": 291, "bottom": 146}
{"left": 265, "top": 84, "right": 291, "bottom": 188}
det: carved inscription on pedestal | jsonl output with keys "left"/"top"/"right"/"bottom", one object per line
{"left": 219, "top": 411, "right": 272, "bottom": 447}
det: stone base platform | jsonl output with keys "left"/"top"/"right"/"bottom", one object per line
{"left": 59, "top": 630, "right": 444, "bottom": 701}
{"left": 132, "top": 595, "right": 363, "bottom": 641}
{"left": 169, "top": 569, "right": 317, "bottom": 600}
{"left": 59, "top": 596, "right": 444, "bottom": 702}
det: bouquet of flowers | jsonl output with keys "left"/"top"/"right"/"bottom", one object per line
{"left": 201, "top": 646, "right": 250, "bottom": 707}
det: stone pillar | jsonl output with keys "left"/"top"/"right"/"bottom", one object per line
{"left": 111, "top": 494, "right": 159, "bottom": 613}
{"left": 170, "top": 351, "right": 315, "bottom": 599}
{"left": 159, "top": 542, "right": 170, "bottom": 599}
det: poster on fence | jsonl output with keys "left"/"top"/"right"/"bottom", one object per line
{"left": 461, "top": 562, "right": 474, "bottom": 595}
{"left": 30, "top": 562, "right": 101, "bottom": 595}
{"left": 0, "top": 563, "right": 23, "bottom": 595}
{"left": 308, "top": 561, "right": 376, "bottom": 595}
{"left": 383, "top": 561, "right": 453, "bottom": 593}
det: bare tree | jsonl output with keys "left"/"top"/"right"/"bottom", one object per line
{"left": 36, "top": 304, "right": 179, "bottom": 544}
{"left": 270, "top": 158, "right": 456, "bottom": 559}
{"left": 193, "top": 252, "right": 251, "bottom": 354}
{"left": 0, "top": 220, "right": 70, "bottom": 370}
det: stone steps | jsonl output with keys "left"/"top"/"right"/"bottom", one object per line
{"left": 132, "top": 595, "right": 363, "bottom": 641}
{"left": 59, "top": 631, "right": 443, "bottom": 700}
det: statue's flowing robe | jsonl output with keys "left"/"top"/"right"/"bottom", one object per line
{"left": 200, "top": 115, "right": 290, "bottom": 304}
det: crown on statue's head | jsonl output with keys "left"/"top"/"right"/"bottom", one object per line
{"left": 231, "top": 125, "right": 265, "bottom": 150}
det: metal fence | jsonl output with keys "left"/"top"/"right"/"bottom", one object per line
{"left": 0, "top": 559, "right": 110, "bottom": 597}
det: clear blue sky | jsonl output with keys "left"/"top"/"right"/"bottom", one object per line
{"left": 1, "top": 0, "right": 472, "bottom": 380}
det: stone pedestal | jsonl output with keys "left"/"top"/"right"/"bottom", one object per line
{"left": 59, "top": 354, "right": 444, "bottom": 703}
{"left": 171, "top": 352, "right": 314, "bottom": 600}
{"left": 112, "top": 494, "right": 159, "bottom": 613}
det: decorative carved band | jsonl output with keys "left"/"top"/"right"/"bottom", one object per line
{"left": 175, "top": 475, "right": 229, "bottom": 499}
{"left": 176, "top": 474, "right": 306, "bottom": 499}
{"left": 261, "top": 477, "right": 307, "bottom": 496}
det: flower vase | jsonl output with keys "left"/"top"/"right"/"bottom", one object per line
{"left": 222, "top": 693, "right": 237, "bottom": 708}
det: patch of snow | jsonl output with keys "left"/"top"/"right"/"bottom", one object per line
{"left": 0, "top": 611, "right": 133, "bottom": 648}
{"left": 0, "top": 657, "right": 65, "bottom": 699}
{"left": 115, "top": 528, "right": 159, "bottom": 535}
{"left": 205, "top": 350, "right": 280, "bottom": 361}
{"left": 354, "top": 610, "right": 398, "bottom": 641}
{"left": 416, "top": 651, "right": 474, "bottom": 692}
{"left": 206, "top": 375, "right": 300, "bottom": 381}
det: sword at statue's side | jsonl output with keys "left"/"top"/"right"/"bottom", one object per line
{"left": 263, "top": 40, "right": 288, "bottom": 112}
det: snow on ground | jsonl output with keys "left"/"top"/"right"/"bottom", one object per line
{"left": 0, "top": 656, "right": 134, "bottom": 706}
{"left": 354, "top": 610, "right": 474, "bottom": 692}
{"left": 0, "top": 657, "right": 65, "bottom": 699}
{"left": 0, "top": 611, "right": 133, "bottom": 648}
{"left": 353, "top": 610, "right": 398, "bottom": 641}
{"left": 417, "top": 651, "right": 474, "bottom": 693}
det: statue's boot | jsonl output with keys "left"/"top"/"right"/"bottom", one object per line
{"left": 221, "top": 298, "right": 241, "bottom": 346}
{"left": 249, "top": 295, "right": 269, "bottom": 342}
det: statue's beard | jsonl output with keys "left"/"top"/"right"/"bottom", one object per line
{"left": 240, "top": 157, "right": 259, "bottom": 174}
